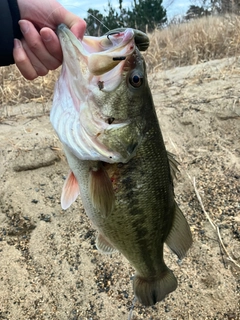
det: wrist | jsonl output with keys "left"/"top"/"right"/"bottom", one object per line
{"left": 7, "top": 0, "right": 22, "bottom": 39}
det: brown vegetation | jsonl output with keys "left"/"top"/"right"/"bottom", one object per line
{"left": 145, "top": 14, "right": 240, "bottom": 71}
{"left": 0, "top": 66, "right": 58, "bottom": 108}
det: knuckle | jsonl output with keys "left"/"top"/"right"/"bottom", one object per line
{"left": 37, "top": 68, "right": 49, "bottom": 77}
{"left": 29, "top": 41, "right": 39, "bottom": 51}
{"left": 28, "top": 74, "right": 38, "bottom": 80}
{"left": 32, "top": 63, "right": 48, "bottom": 77}
{"left": 49, "top": 61, "right": 61, "bottom": 71}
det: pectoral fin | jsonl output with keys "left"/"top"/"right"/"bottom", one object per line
{"left": 89, "top": 164, "right": 115, "bottom": 217}
{"left": 165, "top": 202, "right": 192, "bottom": 259}
{"left": 61, "top": 171, "right": 80, "bottom": 210}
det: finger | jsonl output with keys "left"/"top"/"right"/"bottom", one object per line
{"left": 51, "top": 8, "right": 86, "bottom": 39}
{"left": 21, "top": 38, "right": 49, "bottom": 77}
{"left": 69, "top": 19, "right": 86, "bottom": 39}
{"left": 13, "top": 39, "right": 38, "bottom": 80}
{"left": 40, "top": 27, "right": 63, "bottom": 62}
{"left": 19, "top": 20, "right": 61, "bottom": 70}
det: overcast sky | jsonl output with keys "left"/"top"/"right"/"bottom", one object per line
{"left": 58, "top": 0, "right": 192, "bottom": 19}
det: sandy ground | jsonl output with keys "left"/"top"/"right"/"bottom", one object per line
{"left": 0, "top": 57, "right": 239, "bottom": 320}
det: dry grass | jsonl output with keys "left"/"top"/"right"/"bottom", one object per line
{"left": 1, "top": 14, "right": 240, "bottom": 107}
{"left": 144, "top": 14, "right": 240, "bottom": 71}
{"left": 0, "top": 66, "right": 59, "bottom": 108}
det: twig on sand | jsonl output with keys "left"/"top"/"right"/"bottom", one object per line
{"left": 192, "top": 177, "right": 216, "bottom": 230}
{"left": 191, "top": 176, "right": 240, "bottom": 269}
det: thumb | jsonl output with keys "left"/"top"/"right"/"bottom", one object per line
{"left": 62, "top": 11, "right": 86, "bottom": 39}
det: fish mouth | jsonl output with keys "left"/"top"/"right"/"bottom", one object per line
{"left": 57, "top": 24, "right": 136, "bottom": 78}
{"left": 51, "top": 25, "right": 141, "bottom": 163}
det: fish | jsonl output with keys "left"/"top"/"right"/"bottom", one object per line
{"left": 50, "top": 24, "right": 193, "bottom": 307}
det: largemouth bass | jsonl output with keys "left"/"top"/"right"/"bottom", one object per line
{"left": 50, "top": 24, "right": 192, "bottom": 307}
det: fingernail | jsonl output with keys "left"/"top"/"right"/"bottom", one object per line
{"left": 19, "top": 20, "right": 29, "bottom": 34}
{"left": 14, "top": 38, "right": 22, "bottom": 49}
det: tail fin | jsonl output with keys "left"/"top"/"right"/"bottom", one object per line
{"left": 133, "top": 268, "right": 177, "bottom": 307}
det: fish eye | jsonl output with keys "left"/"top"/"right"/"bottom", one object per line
{"left": 129, "top": 72, "right": 143, "bottom": 88}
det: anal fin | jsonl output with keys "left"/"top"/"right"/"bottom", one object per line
{"left": 165, "top": 202, "right": 193, "bottom": 259}
{"left": 96, "top": 233, "right": 117, "bottom": 254}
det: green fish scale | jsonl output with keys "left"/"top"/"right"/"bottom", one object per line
{"left": 96, "top": 119, "right": 175, "bottom": 278}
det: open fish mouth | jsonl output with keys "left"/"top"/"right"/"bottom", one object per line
{"left": 57, "top": 23, "right": 136, "bottom": 83}
{"left": 50, "top": 25, "right": 140, "bottom": 163}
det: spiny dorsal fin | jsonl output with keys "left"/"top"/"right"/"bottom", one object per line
{"left": 89, "top": 163, "right": 115, "bottom": 217}
{"left": 96, "top": 233, "right": 117, "bottom": 254}
{"left": 165, "top": 202, "right": 193, "bottom": 260}
{"left": 167, "top": 151, "right": 180, "bottom": 181}
{"left": 61, "top": 171, "right": 80, "bottom": 210}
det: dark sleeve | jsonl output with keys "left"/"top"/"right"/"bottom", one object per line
{"left": 0, "top": 0, "right": 22, "bottom": 66}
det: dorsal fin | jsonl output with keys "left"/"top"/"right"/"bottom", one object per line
{"left": 89, "top": 163, "right": 115, "bottom": 217}
{"left": 61, "top": 171, "right": 80, "bottom": 210}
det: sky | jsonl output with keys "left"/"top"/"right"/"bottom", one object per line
{"left": 58, "top": 0, "right": 192, "bottom": 19}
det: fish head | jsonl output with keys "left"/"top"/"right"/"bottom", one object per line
{"left": 50, "top": 25, "right": 150, "bottom": 163}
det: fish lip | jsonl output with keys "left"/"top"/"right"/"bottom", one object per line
{"left": 57, "top": 23, "right": 136, "bottom": 55}
{"left": 57, "top": 24, "right": 136, "bottom": 76}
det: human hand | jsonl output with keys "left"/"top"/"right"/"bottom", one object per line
{"left": 13, "top": 0, "right": 86, "bottom": 80}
